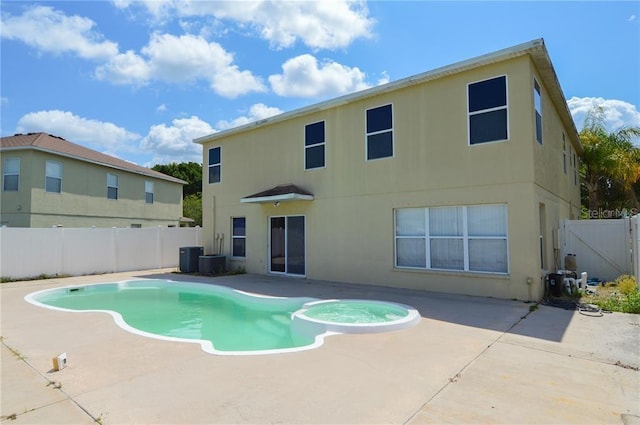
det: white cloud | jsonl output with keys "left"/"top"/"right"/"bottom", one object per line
{"left": 95, "top": 33, "right": 265, "bottom": 97}
{"left": 567, "top": 97, "right": 640, "bottom": 132}
{"left": 140, "top": 116, "right": 214, "bottom": 164}
{"left": 115, "top": 0, "right": 374, "bottom": 50}
{"left": 0, "top": 6, "right": 118, "bottom": 60}
{"left": 628, "top": 14, "right": 637, "bottom": 22}
{"left": 269, "top": 54, "right": 371, "bottom": 98}
{"left": 94, "top": 50, "right": 152, "bottom": 85}
{"left": 16, "top": 110, "right": 139, "bottom": 151}
{"left": 156, "top": 104, "right": 167, "bottom": 113}
{"left": 216, "top": 103, "right": 283, "bottom": 130}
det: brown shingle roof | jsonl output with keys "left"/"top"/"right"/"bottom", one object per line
{"left": 244, "top": 184, "right": 313, "bottom": 199}
{"left": 1, "top": 133, "right": 186, "bottom": 184}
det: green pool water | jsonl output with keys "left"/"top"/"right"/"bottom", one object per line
{"left": 301, "top": 300, "right": 409, "bottom": 323}
{"left": 27, "top": 279, "right": 420, "bottom": 355}
{"left": 29, "top": 280, "right": 318, "bottom": 353}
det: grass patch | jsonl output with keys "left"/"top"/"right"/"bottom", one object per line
{"left": 580, "top": 275, "right": 640, "bottom": 314}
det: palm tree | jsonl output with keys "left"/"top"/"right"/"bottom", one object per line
{"left": 579, "top": 107, "right": 640, "bottom": 216}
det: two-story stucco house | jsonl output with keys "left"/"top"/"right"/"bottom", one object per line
{"left": 1, "top": 132, "right": 186, "bottom": 228}
{"left": 195, "top": 39, "right": 583, "bottom": 301}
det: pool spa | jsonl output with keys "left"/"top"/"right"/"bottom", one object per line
{"left": 26, "top": 279, "right": 421, "bottom": 355}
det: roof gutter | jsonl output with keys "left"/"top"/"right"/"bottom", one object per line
{"left": 195, "top": 39, "right": 545, "bottom": 144}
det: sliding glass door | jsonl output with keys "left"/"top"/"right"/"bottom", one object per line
{"left": 270, "top": 216, "right": 305, "bottom": 276}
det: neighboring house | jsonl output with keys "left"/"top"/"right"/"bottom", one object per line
{"left": 195, "top": 39, "right": 583, "bottom": 301}
{"left": 1, "top": 132, "right": 186, "bottom": 228}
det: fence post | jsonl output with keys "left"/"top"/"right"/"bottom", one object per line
{"left": 58, "top": 227, "right": 65, "bottom": 276}
{"left": 157, "top": 226, "right": 162, "bottom": 269}
{"left": 633, "top": 215, "right": 639, "bottom": 284}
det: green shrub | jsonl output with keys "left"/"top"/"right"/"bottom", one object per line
{"left": 615, "top": 275, "right": 637, "bottom": 296}
{"left": 582, "top": 274, "right": 640, "bottom": 314}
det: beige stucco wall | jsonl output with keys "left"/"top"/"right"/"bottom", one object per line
{"left": 1, "top": 150, "right": 183, "bottom": 228}
{"left": 201, "top": 55, "right": 580, "bottom": 301}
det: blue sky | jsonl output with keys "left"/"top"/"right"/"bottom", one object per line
{"left": 1, "top": 1, "right": 639, "bottom": 166}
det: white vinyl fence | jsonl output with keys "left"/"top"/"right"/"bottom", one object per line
{"left": 0, "top": 226, "right": 203, "bottom": 279}
{"left": 561, "top": 218, "right": 634, "bottom": 283}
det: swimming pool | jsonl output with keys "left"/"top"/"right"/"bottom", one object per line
{"left": 25, "top": 279, "right": 420, "bottom": 355}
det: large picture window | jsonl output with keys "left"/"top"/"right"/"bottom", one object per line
{"left": 232, "top": 217, "right": 246, "bottom": 257}
{"left": 305, "top": 121, "right": 325, "bottom": 170}
{"left": 395, "top": 204, "right": 508, "bottom": 273}
{"left": 366, "top": 104, "right": 393, "bottom": 160}
{"left": 107, "top": 173, "right": 118, "bottom": 199}
{"left": 468, "top": 76, "right": 508, "bottom": 145}
{"left": 208, "top": 147, "right": 221, "bottom": 184}
{"left": 45, "top": 161, "right": 62, "bottom": 193}
{"left": 3, "top": 157, "right": 20, "bottom": 191}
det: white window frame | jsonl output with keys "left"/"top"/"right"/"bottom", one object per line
{"left": 208, "top": 146, "right": 221, "bottom": 184}
{"left": 107, "top": 173, "right": 118, "bottom": 200}
{"left": 394, "top": 204, "right": 509, "bottom": 274}
{"left": 304, "top": 120, "right": 326, "bottom": 170}
{"left": 467, "top": 75, "right": 509, "bottom": 146}
{"left": 365, "top": 103, "right": 394, "bottom": 161}
{"left": 231, "top": 217, "right": 246, "bottom": 258}
{"left": 534, "top": 78, "right": 543, "bottom": 144}
{"left": 145, "top": 181, "right": 154, "bottom": 204}
{"left": 45, "top": 160, "right": 63, "bottom": 193}
{"left": 3, "top": 157, "right": 20, "bottom": 191}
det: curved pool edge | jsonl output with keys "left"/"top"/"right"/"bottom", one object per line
{"left": 292, "top": 299, "right": 421, "bottom": 334}
{"left": 24, "top": 279, "right": 335, "bottom": 356}
{"left": 24, "top": 279, "right": 421, "bottom": 356}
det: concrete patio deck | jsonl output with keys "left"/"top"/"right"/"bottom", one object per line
{"left": 1, "top": 270, "right": 639, "bottom": 424}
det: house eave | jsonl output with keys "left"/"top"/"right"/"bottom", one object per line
{"left": 240, "top": 193, "right": 314, "bottom": 204}
{"left": 194, "top": 38, "right": 580, "bottom": 148}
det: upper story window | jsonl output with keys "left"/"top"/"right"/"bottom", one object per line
{"left": 534, "top": 79, "right": 543, "bottom": 144}
{"left": 107, "top": 173, "right": 118, "bottom": 200}
{"left": 366, "top": 104, "right": 393, "bottom": 160}
{"left": 562, "top": 134, "right": 567, "bottom": 174}
{"left": 145, "top": 181, "right": 154, "bottom": 204}
{"left": 208, "top": 147, "right": 221, "bottom": 184}
{"left": 3, "top": 157, "right": 20, "bottom": 191}
{"left": 45, "top": 160, "right": 62, "bottom": 193}
{"left": 232, "top": 217, "right": 246, "bottom": 257}
{"left": 468, "top": 75, "right": 508, "bottom": 145}
{"left": 573, "top": 153, "right": 578, "bottom": 186}
{"left": 305, "top": 121, "right": 325, "bottom": 170}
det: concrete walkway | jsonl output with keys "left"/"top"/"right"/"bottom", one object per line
{"left": 1, "top": 270, "right": 638, "bottom": 424}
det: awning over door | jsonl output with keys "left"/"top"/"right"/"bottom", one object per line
{"left": 240, "top": 184, "right": 314, "bottom": 204}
